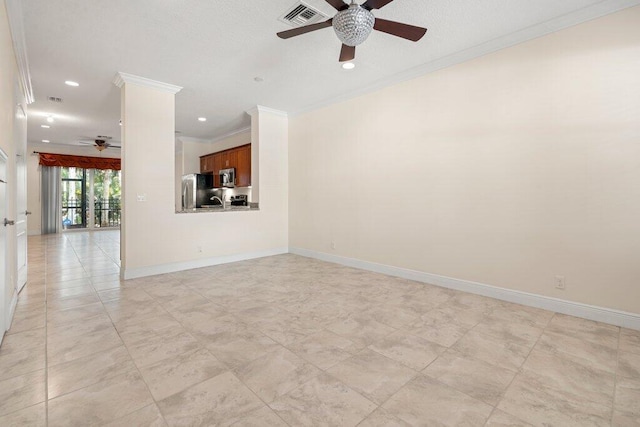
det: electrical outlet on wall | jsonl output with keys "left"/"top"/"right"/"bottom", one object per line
{"left": 555, "top": 275, "right": 566, "bottom": 290}
{"left": 330, "top": 241, "right": 336, "bottom": 250}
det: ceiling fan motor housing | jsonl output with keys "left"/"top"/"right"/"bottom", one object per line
{"left": 333, "top": 4, "right": 375, "bottom": 47}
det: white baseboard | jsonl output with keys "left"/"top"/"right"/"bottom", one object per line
{"left": 122, "top": 247, "right": 289, "bottom": 280}
{"left": 290, "top": 247, "right": 640, "bottom": 331}
{"left": 6, "top": 292, "right": 18, "bottom": 331}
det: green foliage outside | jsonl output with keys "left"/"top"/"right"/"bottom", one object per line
{"left": 61, "top": 167, "right": 121, "bottom": 228}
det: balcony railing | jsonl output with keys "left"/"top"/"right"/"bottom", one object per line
{"left": 94, "top": 198, "right": 121, "bottom": 228}
{"left": 61, "top": 198, "right": 85, "bottom": 229}
{"left": 62, "top": 197, "right": 121, "bottom": 229}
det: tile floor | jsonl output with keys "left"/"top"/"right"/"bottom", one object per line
{"left": 0, "top": 230, "right": 639, "bottom": 426}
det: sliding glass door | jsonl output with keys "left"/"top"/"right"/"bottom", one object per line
{"left": 61, "top": 167, "right": 86, "bottom": 229}
{"left": 60, "top": 167, "right": 121, "bottom": 230}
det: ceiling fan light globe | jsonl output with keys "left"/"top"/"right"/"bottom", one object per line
{"left": 333, "top": 5, "right": 375, "bottom": 47}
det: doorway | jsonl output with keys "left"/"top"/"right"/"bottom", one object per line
{"left": 61, "top": 167, "right": 121, "bottom": 230}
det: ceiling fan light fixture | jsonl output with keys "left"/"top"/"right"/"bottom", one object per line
{"left": 333, "top": 3, "right": 375, "bottom": 47}
{"left": 93, "top": 138, "right": 110, "bottom": 151}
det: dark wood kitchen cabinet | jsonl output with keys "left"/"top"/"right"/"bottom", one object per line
{"left": 200, "top": 143, "right": 252, "bottom": 187}
{"left": 200, "top": 155, "right": 214, "bottom": 173}
{"left": 236, "top": 144, "right": 251, "bottom": 187}
{"left": 212, "top": 153, "right": 223, "bottom": 187}
{"left": 220, "top": 150, "right": 237, "bottom": 170}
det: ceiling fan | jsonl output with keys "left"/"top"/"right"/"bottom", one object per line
{"left": 277, "top": 0, "right": 427, "bottom": 62}
{"left": 78, "top": 136, "right": 121, "bottom": 152}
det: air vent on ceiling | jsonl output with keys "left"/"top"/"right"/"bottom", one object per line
{"left": 279, "top": 1, "right": 328, "bottom": 27}
{"left": 48, "top": 96, "right": 63, "bottom": 103}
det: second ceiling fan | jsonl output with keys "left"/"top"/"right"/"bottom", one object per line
{"left": 277, "top": 0, "right": 427, "bottom": 62}
{"left": 79, "top": 136, "right": 121, "bottom": 152}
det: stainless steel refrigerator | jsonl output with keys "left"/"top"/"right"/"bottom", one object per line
{"left": 181, "top": 174, "right": 214, "bottom": 209}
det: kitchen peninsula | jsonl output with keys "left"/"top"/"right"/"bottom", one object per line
{"left": 176, "top": 205, "right": 258, "bottom": 213}
{"left": 177, "top": 143, "right": 258, "bottom": 213}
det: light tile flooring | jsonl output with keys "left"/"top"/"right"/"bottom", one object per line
{"left": 0, "top": 231, "right": 639, "bottom": 426}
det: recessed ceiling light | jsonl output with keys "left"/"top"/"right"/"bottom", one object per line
{"left": 65, "top": 81, "right": 79, "bottom": 87}
{"left": 46, "top": 116, "right": 54, "bottom": 123}
{"left": 42, "top": 140, "right": 50, "bottom": 143}
{"left": 198, "top": 117, "right": 207, "bottom": 122}
{"left": 41, "top": 125, "right": 50, "bottom": 128}
{"left": 342, "top": 62, "right": 355, "bottom": 70}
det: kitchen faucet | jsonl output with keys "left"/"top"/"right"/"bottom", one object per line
{"left": 210, "top": 196, "right": 224, "bottom": 208}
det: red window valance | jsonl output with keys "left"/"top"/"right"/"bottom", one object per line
{"left": 38, "top": 153, "right": 121, "bottom": 171}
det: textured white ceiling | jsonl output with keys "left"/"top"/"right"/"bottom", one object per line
{"left": 20, "top": 0, "right": 639, "bottom": 146}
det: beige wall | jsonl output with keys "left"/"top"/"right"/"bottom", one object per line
{"left": 119, "top": 80, "right": 288, "bottom": 278}
{"left": 26, "top": 142, "right": 121, "bottom": 235}
{"left": 289, "top": 7, "right": 640, "bottom": 314}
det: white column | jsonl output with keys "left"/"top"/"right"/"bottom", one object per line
{"left": 113, "top": 73, "right": 182, "bottom": 278}
{"left": 246, "top": 106, "right": 289, "bottom": 206}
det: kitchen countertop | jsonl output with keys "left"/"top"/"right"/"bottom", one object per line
{"left": 176, "top": 205, "right": 259, "bottom": 214}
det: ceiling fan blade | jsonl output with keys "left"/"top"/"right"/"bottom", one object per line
{"left": 362, "top": 0, "right": 395, "bottom": 10}
{"left": 325, "top": 0, "right": 349, "bottom": 11}
{"left": 373, "top": 18, "right": 427, "bottom": 42}
{"left": 339, "top": 44, "right": 355, "bottom": 62}
{"left": 277, "top": 19, "right": 333, "bottom": 39}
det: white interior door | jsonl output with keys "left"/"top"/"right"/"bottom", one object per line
{"left": 0, "top": 149, "right": 8, "bottom": 344}
{"left": 15, "top": 102, "right": 27, "bottom": 292}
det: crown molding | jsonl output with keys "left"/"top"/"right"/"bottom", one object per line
{"left": 5, "top": 0, "right": 34, "bottom": 104}
{"left": 176, "top": 136, "right": 210, "bottom": 144}
{"left": 291, "top": 0, "right": 640, "bottom": 117}
{"left": 210, "top": 127, "right": 251, "bottom": 144}
{"left": 175, "top": 128, "right": 251, "bottom": 145}
{"left": 246, "top": 105, "right": 288, "bottom": 118}
{"left": 113, "top": 72, "right": 183, "bottom": 94}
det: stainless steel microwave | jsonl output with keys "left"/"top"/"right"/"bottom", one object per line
{"left": 219, "top": 168, "right": 235, "bottom": 188}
